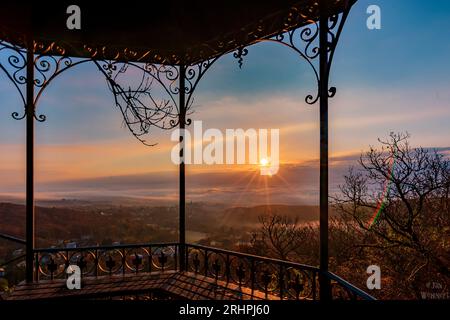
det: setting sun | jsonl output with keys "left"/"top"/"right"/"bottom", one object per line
{"left": 260, "top": 157, "right": 269, "bottom": 167}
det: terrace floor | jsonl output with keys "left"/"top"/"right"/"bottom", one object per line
{"left": 6, "top": 271, "right": 279, "bottom": 300}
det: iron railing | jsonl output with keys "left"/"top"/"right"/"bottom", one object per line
{"left": 328, "top": 271, "right": 376, "bottom": 300}
{"left": 0, "top": 233, "right": 25, "bottom": 245}
{"left": 185, "top": 243, "right": 319, "bottom": 300}
{"left": 31, "top": 242, "right": 375, "bottom": 300}
{"left": 33, "top": 242, "right": 179, "bottom": 281}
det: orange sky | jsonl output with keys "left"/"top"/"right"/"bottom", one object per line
{"left": 1, "top": 87, "right": 450, "bottom": 189}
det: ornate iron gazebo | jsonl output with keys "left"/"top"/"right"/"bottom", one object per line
{"left": 0, "top": 0, "right": 374, "bottom": 300}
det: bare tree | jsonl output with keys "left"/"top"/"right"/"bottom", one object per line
{"left": 333, "top": 132, "right": 450, "bottom": 297}
{"left": 249, "top": 214, "right": 301, "bottom": 261}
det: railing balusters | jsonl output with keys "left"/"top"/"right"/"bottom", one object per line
{"left": 65, "top": 250, "right": 69, "bottom": 280}
{"left": 204, "top": 249, "right": 208, "bottom": 277}
{"left": 121, "top": 248, "right": 126, "bottom": 276}
{"left": 48, "top": 257, "right": 57, "bottom": 280}
{"left": 29, "top": 242, "right": 374, "bottom": 300}
{"left": 279, "top": 264, "right": 284, "bottom": 300}
{"left": 185, "top": 244, "right": 189, "bottom": 272}
{"left": 148, "top": 246, "right": 152, "bottom": 273}
{"left": 174, "top": 245, "right": 178, "bottom": 271}
{"left": 95, "top": 249, "right": 98, "bottom": 277}
{"left": 250, "top": 259, "right": 255, "bottom": 297}
{"left": 34, "top": 252, "right": 39, "bottom": 282}
{"left": 262, "top": 269, "right": 270, "bottom": 299}
{"left": 312, "top": 270, "right": 317, "bottom": 300}
{"left": 225, "top": 254, "right": 230, "bottom": 284}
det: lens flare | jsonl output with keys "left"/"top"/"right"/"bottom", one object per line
{"left": 368, "top": 149, "right": 397, "bottom": 229}
{"left": 260, "top": 158, "right": 269, "bottom": 166}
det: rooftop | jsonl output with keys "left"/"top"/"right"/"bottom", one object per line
{"left": 0, "top": 0, "right": 355, "bottom": 64}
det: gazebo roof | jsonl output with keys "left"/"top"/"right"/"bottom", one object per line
{"left": 0, "top": 0, "right": 353, "bottom": 65}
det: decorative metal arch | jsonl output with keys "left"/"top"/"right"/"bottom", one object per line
{"left": 0, "top": 2, "right": 350, "bottom": 146}
{"left": 92, "top": 56, "right": 222, "bottom": 146}
{"left": 0, "top": 0, "right": 355, "bottom": 301}
{"left": 0, "top": 40, "right": 94, "bottom": 122}
{"left": 235, "top": 3, "right": 352, "bottom": 106}
{"left": 86, "top": 0, "right": 352, "bottom": 148}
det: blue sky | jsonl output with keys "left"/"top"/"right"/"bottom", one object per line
{"left": 0, "top": 0, "right": 449, "bottom": 202}
{"left": 198, "top": 0, "right": 450, "bottom": 93}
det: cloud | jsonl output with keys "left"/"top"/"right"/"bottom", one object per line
{"left": 2, "top": 86, "right": 449, "bottom": 192}
{"left": 0, "top": 158, "right": 354, "bottom": 205}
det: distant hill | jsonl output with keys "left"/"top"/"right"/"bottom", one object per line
{"left": 0, "top": 201, "right": 327, "bottom": 248}
{"left": 220, "top": 204, "right": 327, "bottom": 228}
{"left": 0, "top": 202, "right": 108, "bottom": 244}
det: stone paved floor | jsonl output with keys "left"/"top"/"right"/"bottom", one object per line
{"left": 6, "top": 271, "right": 279, "bottom": 300}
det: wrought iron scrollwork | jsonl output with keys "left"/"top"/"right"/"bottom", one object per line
{"left": 11, "top": 110, "right": 27, "bottom": 121}
{"left": 32, "top": 243, "right": 372, "bottom": 300}
{"left": 0, "top": 40, "right": 91, "bottom": 122}
{"left": 233, "top": 47, "right": 248, "bottom": 69}
{"left": 94, "top": 60, "right": 178, "bottom": 146}
{"left": 0, "top": 41, "right": 27, "bottom": 115}
{"left": 0, "top": 2, "right": 352, "bottom": 145}
{"left": 185, "top": 244, "right": 320, "bottom": 300}
{"left": 0, "top": 38, "right": 220, "bottom": 146}
{"left": 94, "top": 56, "right": 220, "bottom": 145}
{"left": 262, "top": 3, "right": 353, "bottom": 105}
{"left": 184, "top": 57, "right": 219, "bottom": 119}
{"left": 35, "top": 244, "right": 178, "bottom": 280}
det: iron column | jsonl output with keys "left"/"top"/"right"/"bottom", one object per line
{"left": 25, "top": 38, "right": 35, "bottom": 283}
{"left": 319, "top": 0, "right": 332, "bottom": 301}
{"left": 178, "top": 65, "right": 186, "bottom": 271}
